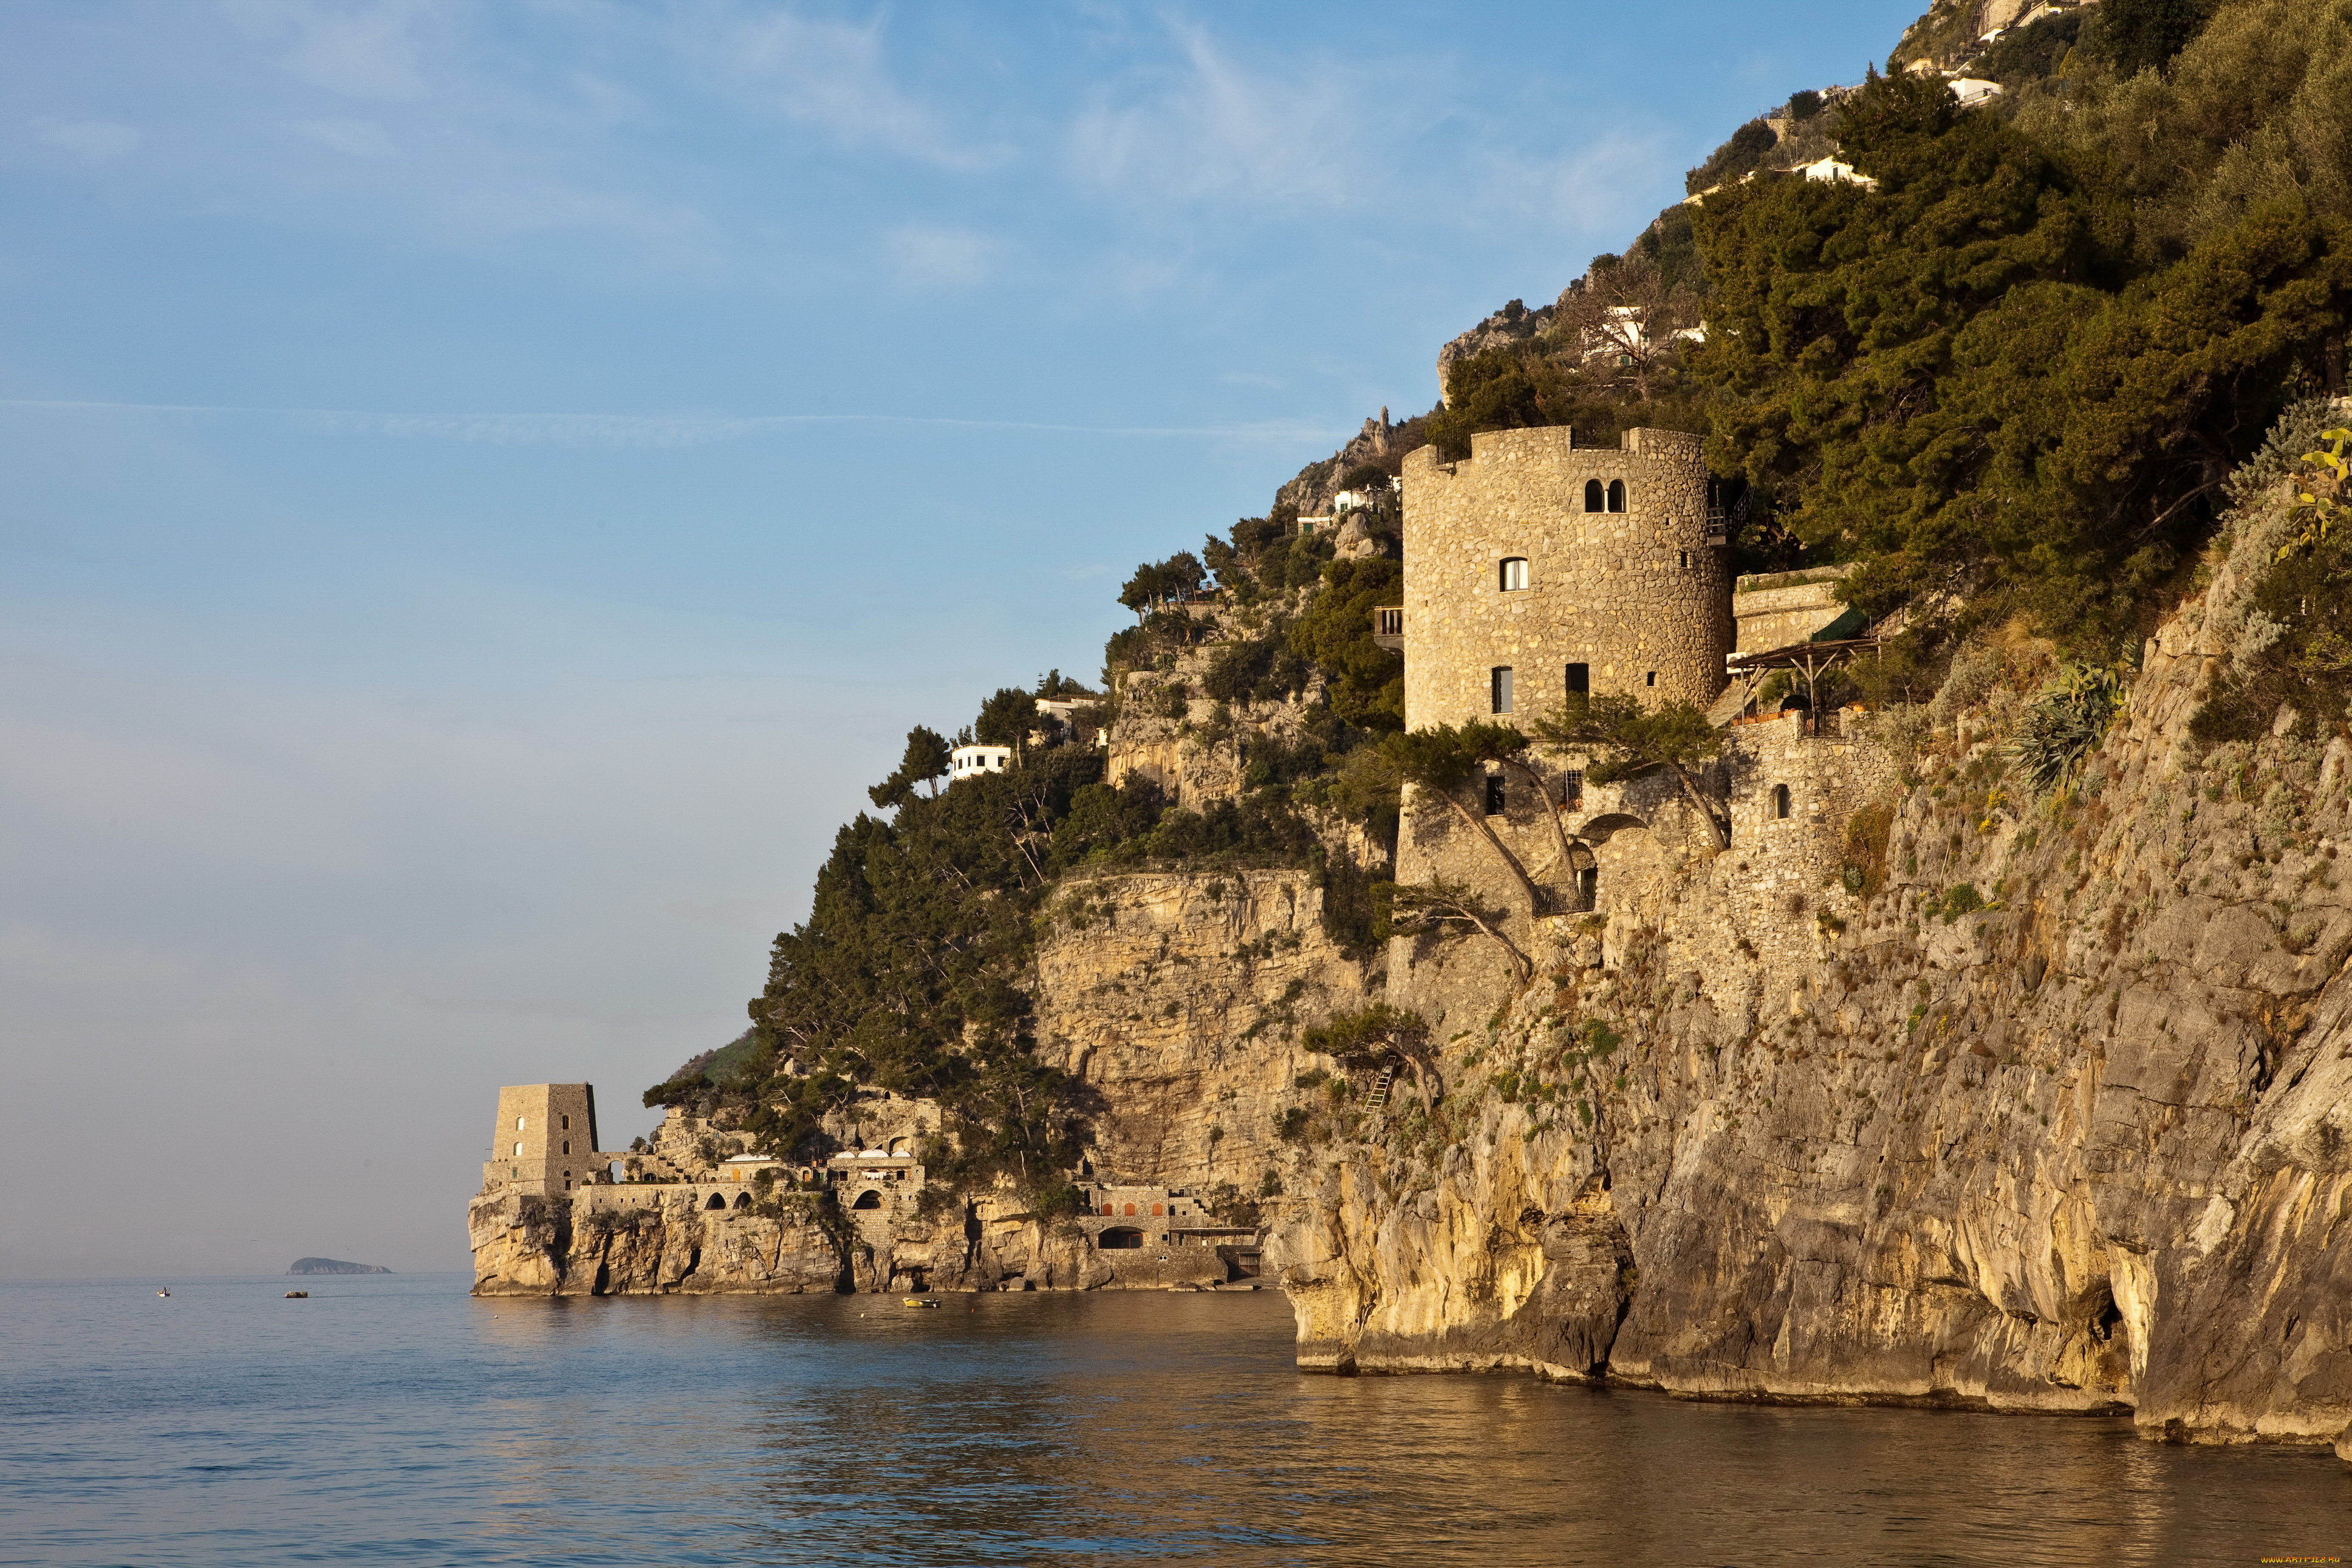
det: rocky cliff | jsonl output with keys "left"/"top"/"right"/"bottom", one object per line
{"left": 1271, "top": 451, "right": 2352, "bottom": 1459}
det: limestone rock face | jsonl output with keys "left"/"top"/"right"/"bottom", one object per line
{"left": 467, "top": 1186, "right": 1248, "bottom": 1297}
{"left": 1274, "top": 479, "right": 2352, "bottom": 1457}
{"left": 1036, "top": 868, "right": 1379, "bottom": 1195}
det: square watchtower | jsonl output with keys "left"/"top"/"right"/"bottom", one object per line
{"left": 482, "top": 1083, "right": 601, "bottom": 1197}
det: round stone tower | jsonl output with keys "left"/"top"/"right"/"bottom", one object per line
{"left": 1398, "top": 426, "right": 1730, "bottom": 728}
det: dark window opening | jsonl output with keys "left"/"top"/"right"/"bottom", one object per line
{"left": 1099, "top": 1227, "right": 1145, "bottom": 1250}
{"left": 1773, "top": 784, "right": 1791, "bottom": 820}
{"left": 1578, "top": 867, "right": 1599, "bottom": 909}
{"left": 561, "top": 1140, "right": 570, "bottom": 1155}
{"left": 1608, "top": 479, "right": 1627, "bottom": 512}
{"left": 1678, "top": 549, "right": 1690, "bottom": 569}
{"left": 1491, "top": 666, "right": 1514, "bottom": 714}
{"left": 1485, "top": 775, "right": 1506, "bottom": 816}
{"left": 1565, "top": 662, "right": 1589, "bottom": 696}
{"left": 1645, "top": 671, "right": 1657, "bottom": 688}
{"left": 852, "top": 1190, "right": 882, "bottom": 1210}
{"left": 1561, "top": 770, "right": 1584, "bottom": 810}
{"left": 560, "top": 1115, "right": 570, "bottom": 1130}
{"left": 1583, "top": 479, "right": 1604, "bottom": 512}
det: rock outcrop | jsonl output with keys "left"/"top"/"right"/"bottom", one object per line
{"left": 1271, "top": 466, "right": 2352, "bottom": 1455}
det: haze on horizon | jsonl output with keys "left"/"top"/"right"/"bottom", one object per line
{"left": 0, "top": 0, "right": 1918, "bottom": 1279}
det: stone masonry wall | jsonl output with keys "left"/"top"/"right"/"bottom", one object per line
{"left": 1399, "top": 426, "right": 1730, "bottom": 728}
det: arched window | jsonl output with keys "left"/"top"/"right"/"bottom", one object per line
{"left": 560, "top": 1115, "right": 570, "bottom": 1130}
{"left": 1151, "top": 1203, "right": 1164, "bottom": 1216}
{"left": 1773, "top": 784, "right": 1792, "bottom": 820}
{"left": 516, "top": 1116, "right": 526, "bottom": 1131}
{"left": 561, "top": 1140, "right": 570, "bottom": 1155}
{"left": 1499, "top": 557, "right": 1528, "bottom": 591}
{"left": 513, "top": 1141, "right": 524, "bottom": 1157}
{"left": 1583, "top": 479, "right": 1604, "bottom": 512}
{"left": 852, "top": 1190, "right": 882, "bottom": 1210}
{"left": 1608, "top": 479, "right": 1627, "bottom": 512}
{"left": 1124, "top": 1202, "right": 1137, "bottom": 1216}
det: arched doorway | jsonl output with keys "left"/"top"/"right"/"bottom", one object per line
{"left": 1098, "top": 1227, "right": 1144, "bottom": 1250}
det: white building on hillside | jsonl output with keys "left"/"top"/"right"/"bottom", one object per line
{"left": 950, "top": 743, "right": 1013, "bottom": 782}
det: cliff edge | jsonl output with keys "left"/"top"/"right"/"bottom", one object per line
{"left": 1270, "top": 449, "right": 2352, "bottom": 1453}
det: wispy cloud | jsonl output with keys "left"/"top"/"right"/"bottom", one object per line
{"left": 291, "top": 117, "right": 396, "bottom": 157}
{"left": 31, "top": 115, "right": 142, "bottom": 162}
{"left": 884, "top": 222, "right": 1007, "bottom": 288}
{"left": 1067, "top": 22, "right": 1398, "bottom": 210}
{"left": 0, "top": 398, "right": 1339, "bottom": 449}
{"left": 704, "top": 5, "right": 1012, "bottom": 170}
{"left": 227, "top": 0, "right": 434, "bottom": 101}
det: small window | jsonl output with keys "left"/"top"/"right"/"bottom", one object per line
{"left": 1578, "top": 867, "right": 1598, "bottom": 908}
{"left": 1485, "top": 775, "right": 1506, "bottom": 816}
{"left": 1562, "top": 769, "right": 1584, "bottom": 810}
{"left": 1499, "top": 557, "right": 1528, "bottom": 591}
{"left": 513, "top": 1141, "right": 524, "bottom": 1157}
{"left": 1645, "top": 671, "right": 1658, "bottom": 688}
{"left": 560, "top": 1115, "right": 570, "bottom": 1130}
{"left": 1678, "top": 550, "right": 1690, "bottom": 569}
{"left": 1124, "top": 1203, "right": 1137, "bottom": 1216}
{"left": 561, "top": 1140, "right": 570, "bottom": 1155}
{"left": 516, "top": 1116, "right": 526, "bottom": 1131}
{"left": 1608, "top": 479, "right": 1627, "bottom": 512}
{"left": 1491, "top": 666, "right": 1514, "bottom": 714}
{"left": 1565, "top": 662, "right": 1590, "bottom": 697}
{"left": 1152, "top": 1203, "right": 1164, "bottom": 1216}
{"left": 1583, "top": 479, "right": 1604, "bottom": 512}
{"left": 1774, "top": 784, "right": 1792, "bottom": 820}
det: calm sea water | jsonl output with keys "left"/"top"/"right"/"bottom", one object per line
{"left": 4, "top": 1273, "right": 2347, "bottom": 1567}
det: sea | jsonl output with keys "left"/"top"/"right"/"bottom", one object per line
{"left": 3, "top": 1273, "right": 2346, "bottom": 1566}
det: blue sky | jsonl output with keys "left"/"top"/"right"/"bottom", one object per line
{"left": 0, "top": 0, "right": 1920, "bottom": 1276}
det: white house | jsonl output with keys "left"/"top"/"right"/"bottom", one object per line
{"left": 950, "top": 744, "right": 1013, "bottom": 782}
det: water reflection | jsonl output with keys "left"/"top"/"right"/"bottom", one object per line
{"left": 4, "top": 1278, "right": 2345, "bottom": 1566}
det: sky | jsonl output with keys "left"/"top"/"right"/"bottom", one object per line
{"left": 0, "top": 0, "right": 1922, "bottom": 1278}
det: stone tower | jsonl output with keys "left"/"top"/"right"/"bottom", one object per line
{"left": 481, "top": 1083, "right": 601, "bottom": 1197}
{"left": 1398, "top": 426, "right": 1729, "bottom": 727}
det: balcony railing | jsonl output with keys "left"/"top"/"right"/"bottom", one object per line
{"left": 1371, "top": 605, "right": 1404, "bottom": 653}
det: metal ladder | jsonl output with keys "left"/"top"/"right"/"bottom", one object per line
{"left": 1366, "top": 1068, "right": 1395, "bottom": 1111}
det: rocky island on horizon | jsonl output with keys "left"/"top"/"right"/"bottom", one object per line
{"left": 288, "top": 1257, "right": 392, "bottom": 1275}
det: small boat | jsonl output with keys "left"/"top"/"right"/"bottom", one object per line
{"left": 285, "top": 1290, "right": 309, "bottom": 1299}
{"left": 156, "top": 1289, "right": 169, "bottom": 1298}
{"left": 902, "top": 1297, "right": 938, "bottom": 1309}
